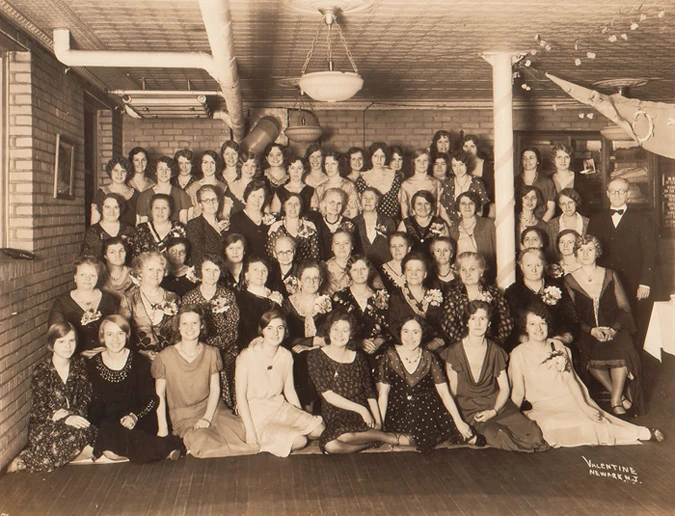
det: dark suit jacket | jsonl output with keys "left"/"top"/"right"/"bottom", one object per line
{"left": 587, "top": 207, "right": 656, "bottom": 298}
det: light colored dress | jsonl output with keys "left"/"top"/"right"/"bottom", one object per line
{"left": 151, "top": 345, "right": 257, "bottom": 458}
{"left": 237, "top": 343, "right": 323, "bottom": 457}
{"left": 509, "top": 341, "right": 648, "bottom": 448}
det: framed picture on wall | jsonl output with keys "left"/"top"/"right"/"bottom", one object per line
{"left": 53, "top": 133, "right": 74, "bottom": 199}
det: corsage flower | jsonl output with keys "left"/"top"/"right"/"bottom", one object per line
{"left": 541, "top": 286, "right": 563, "bottom": 306}
{"left": 81, "top": 309, "right": 102, "bottom": 326}
{"left": 210, "top": 296, "right": 231, "bottom": 314}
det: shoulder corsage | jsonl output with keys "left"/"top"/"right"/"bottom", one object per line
{"left": 541, "top": 347, "right": 571, "bottom": 373}
{"left": 372, "top": 289, "right": 390, "bottom": 310}
{"left": 541, "top": 285, "right": 563, "bottom": 306}
{"left": 268, "top": 290, "right": 284, "bottom": 306}
{"left": 422, "top": 288, "right": 443, "bottom": 310}
{"left": 314, "top": 294, "right": 332, "bottom": 315}
{"left": 210, "top": 296, "right": 231, "bottom": 314}
{"left": 81, "top": 308, "right": 102, "bottom": 326}
{"left": 283, "top": 275, "right": 300, "bottom": 295}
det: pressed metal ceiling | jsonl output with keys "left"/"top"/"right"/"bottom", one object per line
{"left": 2, "top": 0, "right": 675, "bottom": 105}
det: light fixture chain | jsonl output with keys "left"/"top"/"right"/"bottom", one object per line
{"left": 327, "top": 23, "right": 333, "bottom": 67}
{"left": 336, "top": 23, "right": 359, "bottom": 74}
{"left": 301, "top": 20, "right": 325, "bottom": 74}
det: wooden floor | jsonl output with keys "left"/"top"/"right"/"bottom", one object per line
{"left": 1, "top": 353, "right": 675, "bottom": 516}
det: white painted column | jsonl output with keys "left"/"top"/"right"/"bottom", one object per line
{"left": 482, "top": 52, "right": 517, "bottom": 289}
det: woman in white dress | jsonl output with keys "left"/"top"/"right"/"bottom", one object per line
{"left": 509, "top": 303, "right": 664, "bottom": 448}
{"left": 236, "top": 310, "right": 324, "bottom": 457}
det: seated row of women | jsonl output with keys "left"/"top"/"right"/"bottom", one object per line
{"left": 11, "top": 293, "right": 664, "bottom": 474}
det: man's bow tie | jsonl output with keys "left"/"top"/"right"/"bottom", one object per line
{"left": 610, "top": 209, "right": 625, "bottom": 215}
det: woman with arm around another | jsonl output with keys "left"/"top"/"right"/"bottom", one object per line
{"left": 81, "top": 192, "right": 134, "bottom": 260}
{"left": 186, "top": 150, "right": 228, "bottom": 220}
{"left": 509, "top": 303, "right": 663, "bottom": 447}
{"left": 151, "top": 306, "right": 257, "bottom": 458}
{"left": 7, "top": 323, "right": 96, "bottom": 473}
{"left": 546, "top": 188, "right": 589, "bottom": 248}
{"left": 442, "top": 301, "right": 548, "bottom": 452}
{"left": 308, "top": 311, "right": 400, "bottom": 454}
{"left": 136, "top": 156, "right": 192, "bottom": 225}
{"left": 172, "top": 148, "right": 198, "bottom": 191}
{"left": 378, "top": 316, "right": 481, "bottom": 452}
{"left": 87, "top": 315, "right": 186, "bottom": 463}
{"left": 91, "top": 157, "right": 139, "bottom": 227}
{"left": 355, "top": 142, "right": 402, "bottom": 222}
{"left": 516, "top": 147, "right": 556, "bottom": 222}
{"left": 236, "top": 310, "right": 324, "bottom": 457}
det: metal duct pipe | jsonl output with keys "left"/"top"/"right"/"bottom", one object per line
{"left": 239, "top": 116, "right": 282, "bottom": 156}
{"left": 198, "top": 0, "right": 245, "bottom": 140}
{"left": 53, "top": 0, "right": 246, "bottom": 140}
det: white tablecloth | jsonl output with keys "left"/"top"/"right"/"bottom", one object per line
{"left": 643, "top": 301, "right": 675, "bottom": 361}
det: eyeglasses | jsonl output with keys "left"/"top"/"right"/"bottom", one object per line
{"left": 608, "top": 189, "right": 627, "bottom": 196}
{"left": 275, "top": 250, "right": 294, "bottom": 256}
{"left": 200, "top": 198, "right": 219, "bottom": 204}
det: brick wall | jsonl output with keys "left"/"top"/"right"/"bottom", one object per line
{"left": 122, "top": 103, "right": 611, "bottom": 159}
{"left": 97, "top": 109, "right": 124, "bottom": 186}
{"left": 0, "top": 45, "right": 87, "bottom": 470}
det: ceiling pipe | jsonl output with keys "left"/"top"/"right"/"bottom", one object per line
{"left": 52, "top": 0, "right": 246, "bottom": 140}
{"left": 198, "top": 0, "right": 245, "bottom": 140}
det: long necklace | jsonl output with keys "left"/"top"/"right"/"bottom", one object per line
{"left": 400, "top": 347, "right": 422, "bottom": 365}
{"left": 579, "top": 266, "right": 598, "bottom": 283}
{"left": 455, "top": 174, "right": 471, "bottom": 193}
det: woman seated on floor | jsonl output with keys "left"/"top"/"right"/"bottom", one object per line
{"left": 8, "top": 322, "right": 96, "bottom": 473}
{"left": 87, "top": 315, "right": 186, "bottom": 464}
{"left": 508, "top": 303, "right": 664, "bottom": 448}
{"left": 308, "top": 311, "right": 400, "bottom": 454}
{"left": 236, "top": 310, "right": 324, "bottom": 457}
{"left": 441, "top": 301, "right": 548, "bottom": 452}
{"left": 377, "top": 316, "right": 481, "bottom": 452}
{"left": 151, "top": 305, "right": 257, "bottom": 458}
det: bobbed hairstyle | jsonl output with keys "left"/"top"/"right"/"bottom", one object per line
{"left": 105, "top": 156, "right": 133, "bottom": 182}
{"left": 462, "top": 299, "right": 493, "bottom": 327}
{"left": 368, "top": 141, "right": 391, "bottom": 165}
{"left": 518, "top": 301, "right": 553, "bottom": 338}
{"left": 73, "top": 256, "right": 104, "bottom": 287}
{"left": 196, "top": 252, "right": 226, "bottom": 279}
{"left": 455, "top": 190, "right": 482, "bottom": 213}
{"left": 516, "top": 184, "right": 545, "bottom": 213}
{"left": 102, "top": 236, "right": 128, "bottom": 259}
{"left": 155, "top": 156, "right": 177, "bottom": 178}
{"left": 220, "top": 140, "right": 240, "bottom": 157}
{"left": 519, "top": 226, "right": 549, "bottom": 250}
{"left": 388, "top": 231, "right": 412, "bottom": 247}
{"left": 150, "top": 193, "right": 174, "bottom": 218}
{"left": 98, "top": 315, "right": 131, "bottom": 345}
{"left": 47, "top": 321, "right": 77, "bottom": 352}
{"left": 573, "top": 233, "right": 603, "bottom": 258}
{"left": 100, "top": 192, "right": 127, "bottom": 217}
{"left": 555, "top": 187, "right": 582, "bottom": 208}
{"left": 410, "top": 189, "right": 437, "bottom": 214}
{"left": 257, "top": 309, "right": 288, "bottom": 338}
{"left": 401, "top": 251, "right": 429, "bottom": 274}
{"left": 131, "top": 251, "right": 168, "bottom": 277}
{"left": 551, "top": 142, "right": 573, "bottom": 161}
{"left": 321, "top": 309, "right": 356, "bottom": 346}
{"left": 199, "top": 150, "right": 224, "bottom": 177}
{"left": 346, "top": 254, "right": 378, "bottom": 286}
{"left": 174, "top": 148, "right": 194, "bottom": 163}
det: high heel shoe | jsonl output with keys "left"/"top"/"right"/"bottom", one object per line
{"left": 650, "top": 428, "right": 666, "bottom": 443}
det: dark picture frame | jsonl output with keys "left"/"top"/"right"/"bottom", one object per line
{"left": 53, "top": 133, "right": 75, "bottom": 199}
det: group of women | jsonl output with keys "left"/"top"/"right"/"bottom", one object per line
{"left": 9, "top": 132, "right": 664, "bottom": 473}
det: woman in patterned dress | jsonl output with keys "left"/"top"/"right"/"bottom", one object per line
{"left": 308, "top": 311, "right": 400, "bottom": 454}
{"left": 440, "top": 151, "right": 489, "bottom": 226}
{"left": 119, "top": 252, "right": 180, "bottom": 362}
{"left": 332, "top": 255, "right": 393, "bottom": 365}
{"left": 398, "top": 190, "right": 450, "bottom": 257}
{"left": 8, "top": 322, "right": 96, "bottom": 473}
{"left": 441, "top": 252, "right": 514, "bottom": 349}
{"left": 81, "top": 192, "right": 134, "bottom": 260}
{"left": 387, "top": 252, "right": 446, "bottom": 353}
{"left": 355, "top": 142, "right": 402, "bottom": 222}
{"left": 378, "top": 316, "right": 477, "bottom": 452}
{"left": 182, "top": 253, "right": 240, "bottom": 409}
{"left": 378, "top": 231, "right": 412, "bottom": 298}
{"left": 172, "top": 148, "right": 199, "bottom": 191}
{"left": 127, "top": 193, "right": 187, "bottom": 259}
{"left": 87, "top": 315, "right": 185, "bottom": 463}
{"left": 236, "top": 310, "right": 324, "bottom": 457}
{"left": 266, "top": 192, "right": 320, "bottom": 263}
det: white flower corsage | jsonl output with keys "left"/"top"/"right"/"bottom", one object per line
{"left": 185, "top": 266, "right": 201, "bottom": 284}
{"left": 477, "top": 289, "right": 494, "bottom": 304}
{"left": 541, "top": 349, "right": 571, "bottom": 373}
{"left": 81, "top": 309, "right": 102, "bottom": 326}
{"left": 210, "top": 296, "right": 231, "bottom": 314}
{"left": 314, "top": 295, "right": 332, "bottom": 315}
{"left": 546, "top": 264, "right": 564, "bottom": 279}
{"left": 297, "top": 224, "right": 314, "bottom": 238}
{"left": 129, "top": 272, "right": 142, "bottom": 287}
{"left": 283, "top": 275, "right": 299, "bottom": 295}
{"left": 429, "top": 222, "right": 446, "bottom": 237}
{"left": 262, "top": 213, "right": 277, "bottom": 226}
{"left": 268, "top": 291, "right": 284, "bottom": 306}
{"left": 541, "top": 286, "right": 563, "bottom": 306}
{"left": 374, "top": 224, "right": 388, "bottom": 236}
{"left": 372, "top": 289, "right": 390, "bottom": 310}
{"left": 156, "top": 300, "right": 179, "bottom": 317}
{"left": 422, "top": 289, "right": 443, "bottom": 309}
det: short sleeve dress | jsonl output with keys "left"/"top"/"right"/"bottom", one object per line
{"left": 378, "top": 348, "right": 463, "bottom": 452}
{"left": 441, "top": 340, "right": 547, "bottom": 452}
{"left": 151, "top": 345, "right": 257, "bottom": 458}
{"left": 308, "top": 349, "right": 376, "bottom": 452}
{"left": 236, "top": 345, "right": 323, "bottom": 457}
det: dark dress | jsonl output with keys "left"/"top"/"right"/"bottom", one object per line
{"left": 235, "top": 289, "right": 284, "bottom": 351}
{"left": 18, "top": 357, "right": 97, "bottom": 472}
{"left": 267, "top": 261, "right": 300, "bottom": 298}
{"left": 400, "top": 216, "right": 449, "bottom": 256}
{"left": 308, "top": 349, "right": 377, "bottom": 452}
{"left": 379, "top": 348, "right": 463, "bottom": 452}
{"left": 282, "top": 294, "right": 332, "bottom": 407}
{"left": 80, "top": 222, "right": 134, "bottom": 260}
{"left": 128, "top": 221, "right": 187, "bottom": 259}
{"left": 185, "top": 215, "right": 226, "bottom": 266}
{"left": 182, "top": 286, "right": 240, "bottom": 408}
{"left": 352, "top": 213, "right": 397, "bottom": 266}
{"left": 87, "top": 351, "right": 185, "bottom": 463}
{"left": 93, "top": 187, "right": 139, "bottom": 228}
{"left": 440, "top": 282, "right": 514, "bottom": 348}
{"left": 136, "top": 186, "right": 192, "bottom": 223}
{"left": 119, "top": 287, "right": 180, "bottom": 355}
{"left": 228, "top": 210, "right": 270, "bottom": 259}
{"left": 314, "top": 216, "right": 358, "bottom": 261}
{"left": 441, "top": 340, "right": 547, "bottom": 452}
{"left": 504, "top": 278, "right": 578, "bottom": 354}
{"left": 161, "top": 272, "right": 200, "bottom": 298}
{"left": 387, "top": 285, "right": 445, "bottom": 347}
{"left": 48, "top": 291, "right": 120, "bottom": 354}
{"left": 275, "top": 184, "right": 317, "bottom": 217}
{"left": 266, "top": 218, "right": 321, "bottom": 262}
{"left": 564, "top": 269, "right": 644, "bottom": 414}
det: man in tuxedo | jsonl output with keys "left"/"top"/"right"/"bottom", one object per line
{"left": 587, "top": 178, "right": 657, "bottom": 345}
